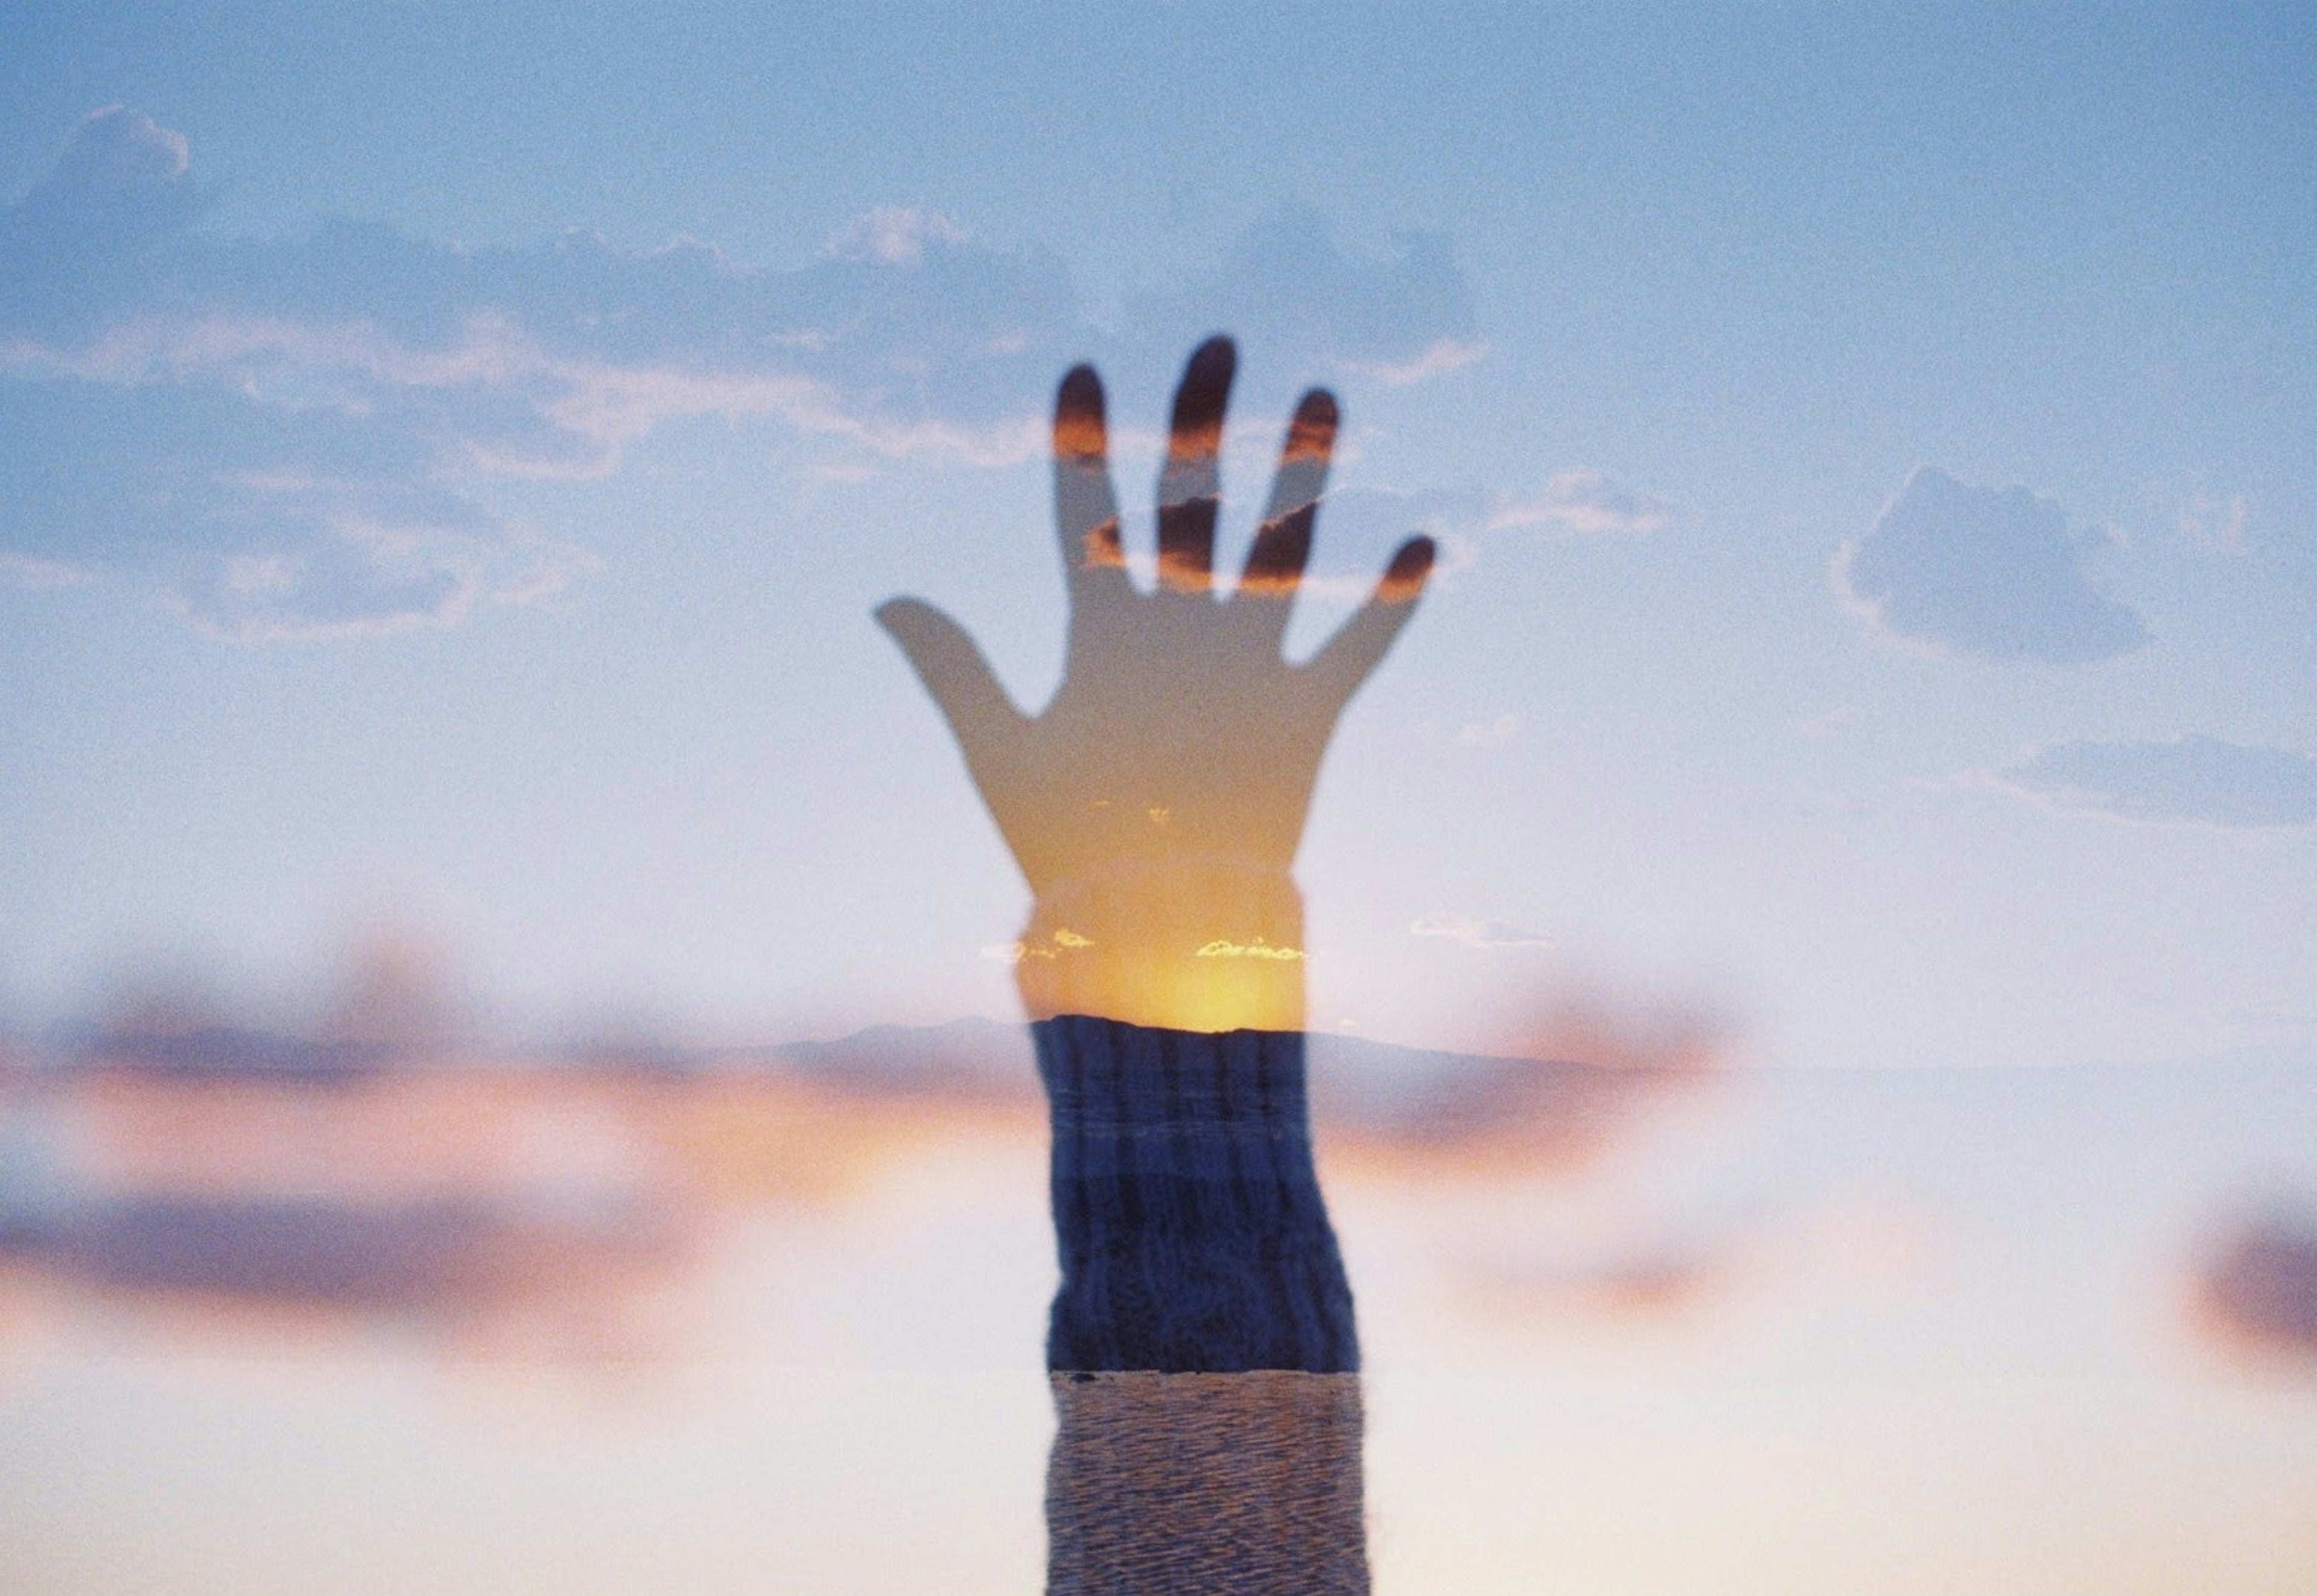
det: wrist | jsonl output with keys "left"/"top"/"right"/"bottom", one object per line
{"left": 1012, "top": 856, "right": 1306, "bottom": 1033}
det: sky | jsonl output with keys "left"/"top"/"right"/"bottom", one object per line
{"left": 3, "top": 2, "right": 2315, "bottom": 1072}
{"left": 4, "top": 8, "right": 2317, "bottom": 1591}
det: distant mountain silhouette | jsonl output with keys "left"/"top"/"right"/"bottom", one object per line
{"left": 57, "top": 1012, "right": 1695, "bottom": 1164}
{"left": 762, "top": 1017, "right": 1688, "bottom": 1157}
{"left": 769, "top": 1015, "right": 1035, "bottom": 1097}
{"left": 82, "top": 1022, "right": 396, "bottom": 1083}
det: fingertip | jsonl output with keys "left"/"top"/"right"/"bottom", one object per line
{"left": 1283, "top": 389, "right": 1339, "bottom": 463}
{"left": 1057, "top": 363, "right": 1102, "bottom": 412}
{"left": 1382, "top": 536, "right": 1436, "bottom": 600}
{"left": 1054, "top": 364, "right": 1107, "bottom": 458}
{"left": 1295, "top": 388, "right": 1339, "bottom": 429}
{"left": 1171, "top": 336, "right": 1238, "bottom": 448}
{"left": 873, "top": 595, "right": 948, "bottom": 650}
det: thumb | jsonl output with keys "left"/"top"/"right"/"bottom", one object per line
{"left": 874, "top": 597, "right": 1027, "bottom": 765}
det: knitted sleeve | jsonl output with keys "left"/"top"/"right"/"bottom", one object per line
{"left": 1032, "top": 1015, "right": 1369, "bottom": 1593}
{"left": 1031, "top": 1015, "right": 1359, "bottom": 1375}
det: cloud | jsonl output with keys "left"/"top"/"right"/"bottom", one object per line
{"left": 1455, "top": 1195, "right": 1937, "bottom": 1332}
{"left": 1790, "top": 705, "right": 1859, "bottom": 739}
{"left": 0, "top": 370, "right": 596, "bottom": 637}
{"left": 1988, "top": 735, "right": 2317, "bottom": 828}
{"left": 2181, "top": 492, "right": 2249, "bottom": 551}
{"left": 1834, "top": 465, "right": 2149, "bottom": 663}
{"left": 1486, "top": 468, "right": 1674, "bottom": 536}
{"left": 0, "top": 551, "right": 91, "bottom": 589}
{"left": 1411, "top": 912, "right": 1553, "bottom": 950}
{"left": 54, "top": 104, "right": 190, "bottom": 188}
{"left": 1, "top": 112, "right": 1482, "bottom": 641}
{"left": 2176, "top": 485, "right": 2250, "bottom": 552}
{"left": 0, "top": 107, "right": 210, "bottom": 339}
{"left": 1458, "top": 712, "right": 1519, "bottom": 746}
{"left": 2192, "top": 1216, "right": 2317, "bottom": 1366}
{"left": 825, "top": 206, "right": 970, "bottom": 265}
{"left": 1285, "top": 471, "right": 1662, "bottom": 593}
{"left": 1460, "top": 1241, "right": 1730, "bottom": 1323}
{"left": 1120, "top": 205, "right": 1480, "bottom": 391}
{"left": 1338, "top": 336, "right": 1489, "bottom": 387}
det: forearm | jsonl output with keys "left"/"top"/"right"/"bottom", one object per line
{"left": 1035, "top": 1013, "right": 1370, "bottom": 1595}
{"left": 1033, "top": 1014, "right": 1358, "bottom": 1375}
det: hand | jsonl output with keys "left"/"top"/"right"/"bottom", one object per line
{"left": 877, "top": 336, "right": 1434, "bottom": 1031}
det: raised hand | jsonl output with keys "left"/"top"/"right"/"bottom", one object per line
{"left": 877, "top": 336, "right": 1434, "bottom": 1031}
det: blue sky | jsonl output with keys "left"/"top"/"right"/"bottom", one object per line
{"left": 5, "top": 13, "right": 2317, "bottom": 1591}
{"left": 3, "top": 2, "right": 2314, "bottom": 1071}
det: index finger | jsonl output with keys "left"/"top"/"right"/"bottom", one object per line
{"left": 1054, "top": 363, "right": 1127, "bottom": 600}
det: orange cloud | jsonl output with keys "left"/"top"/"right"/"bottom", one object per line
{"left": 2190, "top": 1215, "right": 2317, "bottom": 1370}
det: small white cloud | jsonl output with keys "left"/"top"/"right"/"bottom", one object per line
{"left": 168, "top": 517, "right": 591, "bottom": 643}
{"left": 0, "top": 552, "right": 92, "bottom": 589}
{"left": 1337, "top": 336, "right": 1489, "bottom": 387}
{"left": 1487, "top": 469, "right": 1674, "bottom": 536}
{"left": 1458, "top": 712, "right": 1519, "bottom": 746}
{"left": 2179, "top": 488, "right": 2250, "bottom": 553}
{"left": 1791, "top": 706, "right": 1859, "bottom": 739}
{"left": 54, "top": 104, "right": 190, "bottom": 190}
{"left": 1772, "top": 780, "right": 1877, "bottom": 821}
{"left": 486, "top": 531, "right": 602, "bottom": 608}
{"left": 173, "top": 529, "right": 478, "bottom": 643}
{"left": 824, "top": 206, "right": 968, "bottom": 265}
{"left": 1411, "top": 912, "right": 1554, "bottom": 950}
{"left": 1835, "top": 466, "right": 2148, "bottom": 664}
{"left": 1121, "top": 207, "right": 1479, "bottom": 393}
{"left": 1986, "top": 734, "right": 2317, "bottom": 828}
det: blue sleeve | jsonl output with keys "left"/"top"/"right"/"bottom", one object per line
{"left": 1032, "top": 1016, "right": 1359, "bottom": 1375}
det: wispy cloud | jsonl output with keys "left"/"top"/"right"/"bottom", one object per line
{"left": 1455, "top": 1195, "right": 1936, "bottom": 1332}
{"left": 1986, "top": 735, "right": 2317, "bottom": 829}
{"left": 1834, "top": 465, "right": 2148, "bottom": 664}
{"left": 0, "top": 550, "right": 91, "bottom": 589}
{"left": 1338, "top": 335, "right": 1489, "bottom": 387}
{"left": 1411, "top": 912, "right": 1554, "bottom": 950}
{"left": 1458, "top": 712, "right": 1520, "bottom": 747}
{"left": 1122, "top": 205, "right": 1480, "bottom": 392}
{"left": 1790, "top": 705, "right": 1860, "bottom": 740}
{"left": 1486, "top": 468, "right": 1674, "bottom": 536}
{"left": 0, "top": 111, "right": 1481, "bottom": 641}
{"left": 824, "top": 206, "right": 969, "bottom": 265}
{"left": 1460, "top": 1240, "right": 1731, "bottom": 1323}
{"left": 2176, "top": 484, "right": 2251, "bottom": 553}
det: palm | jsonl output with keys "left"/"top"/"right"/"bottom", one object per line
{"left": 878, "top": 337, "right": 1434, "bottom": 900}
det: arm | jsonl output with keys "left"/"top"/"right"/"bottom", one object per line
{"left": 879, "top": 337, "right": 1431, "bottom": 1592}
{"left": 1035, "top": 1015, "right": 1356, "bottom": 1375}
{"left": 879, "top": 335, "right": 1428, "bottom": 1373}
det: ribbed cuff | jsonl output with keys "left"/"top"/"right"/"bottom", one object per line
{"left": 1032, "top": 1016, "right": 1359, "bottom": 1374}
{"left": 1045, "top": 1371, "right": 1369, "bottom": 1595}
